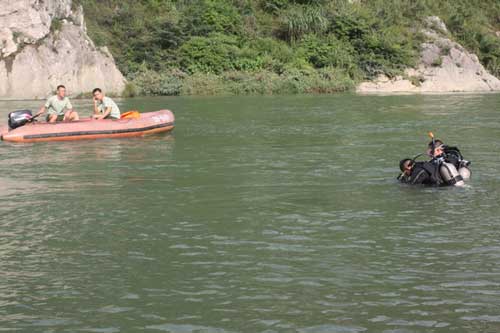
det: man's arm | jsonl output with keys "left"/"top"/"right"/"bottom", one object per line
{"left": 94, "top": 107, "right": 112, "bottom": 119}
{"left": 93, "top": 98, "right": 100, "bottom": 115}
{"left": 36, "top": 106, "right": 46, "bottom": 116}
{"left": 65, "top": 99, "right": 73, "bottom": 113}
{"left": 101, "top": 107, "right": 112, "bottom": 118}
{"left": 36, "top": 97, "right": 52, "bottom": 116}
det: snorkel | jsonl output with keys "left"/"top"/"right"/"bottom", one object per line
{"left": 428, "top": 131, "right": 436, "bottom": 157}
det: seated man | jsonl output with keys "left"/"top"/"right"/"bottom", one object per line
{"left": 35, "top": 85, "right": 79, "bottom": 122}
{"left": 398, "top": 158, "right": 442, "bottom": 186}
{"left": 92, "top": 88, "right": 121, "bottom": 120}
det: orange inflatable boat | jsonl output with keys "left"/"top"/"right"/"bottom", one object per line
{"left": 1, "top": 110, "right": 174, "bottom": 143}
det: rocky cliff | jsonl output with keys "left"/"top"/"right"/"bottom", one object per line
{"left": 357, "top": 17, "right": 500, "bottom": 93}
{"left": 0, "top": 0, "right": 125, "bottom": 100}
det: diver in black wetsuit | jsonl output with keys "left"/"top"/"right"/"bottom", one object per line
{"left": 398, "top": 158, "right": 442, "bottom": 186}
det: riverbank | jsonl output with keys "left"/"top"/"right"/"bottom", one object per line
{"left": 356, "top": 17, "right": 500, "bottom": 93}
{"left": 2, "top": 87, "right": 500, "bottom": 102}
{"left": 122, "top": 67, "right": 355, "bottom": 97}
{"left": 79, "top": 1, "right": 500, "bottom": 97}
{"left": 3, "top": 1, "right": 500, "bottom": 99}
{"left": 124, "top": 15, "right": 500, "bottom": 97}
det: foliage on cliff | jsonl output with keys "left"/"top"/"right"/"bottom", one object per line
{"left": 75, "top": 0, "right": 500, "bottom": 96}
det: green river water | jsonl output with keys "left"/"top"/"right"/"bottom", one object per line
{"left": 1, "top": 94, "right": 500, "bottom": 332}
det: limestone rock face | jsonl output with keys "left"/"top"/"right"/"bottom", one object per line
{"left": 0, "top": 0, "right": 125, "bottom": 99}
{"left": 357, "top": 16, "right": 500, "bottom": 93}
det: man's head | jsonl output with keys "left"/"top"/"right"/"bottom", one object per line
{"left": 56, "top": 85, "right": 66, "bottom": 98}
{"left": 432, "top": 144, "right": 445, "bottom": 157}
{"left": 400, "top": 158, "right": 414, "bottom": 175}
{"left": 92, "top": 88, "right": 104, "bottom": 101}
{"left": 428, "top": 139, "right": 444, "bottom": 149}
{"left": 427, "top": 139, "right": 444, "bottom": 157}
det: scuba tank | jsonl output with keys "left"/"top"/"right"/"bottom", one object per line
{"left": 458, "top": 166, "right": 471, "bottom": 181}
{"left": 8, "top": 110, "right": 33, "bottom": 130}
{"left": 440, "top": 162, "right": 465, "bottom": 186}
{"left": 442, "top": 146, "right": 471, "bottom": 181}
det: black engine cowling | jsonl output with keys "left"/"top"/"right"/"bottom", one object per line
{"left": 8, "top": 110, "right": 32, "bottom": 130}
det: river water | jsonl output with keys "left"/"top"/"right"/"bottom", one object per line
{"left": 1, "top": 94, "right": 500, "bottom": 332}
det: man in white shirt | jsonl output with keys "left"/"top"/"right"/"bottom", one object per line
{"left": 92, "top": 88, "right": 121, "bottom": 120}
{"left": 36, "top": 85, "right": 79, "bottom": 122}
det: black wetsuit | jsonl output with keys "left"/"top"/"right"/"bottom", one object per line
{"left": 399, "top": 161, "right": 443, "bottom": 185}
{"left": 443, "top": 146, "right": 464, "bottom": 168}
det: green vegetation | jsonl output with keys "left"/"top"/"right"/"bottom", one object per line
{"left": 50, "top": 18, "right": 63, "bottom": 33}
{"left": 431, "top": 56, "right": 443, "bottom": 67}
{"left": 407, "top": 75, "right": 425, "bottom": 87}
{"left": 74, "top": 0, "right": 500, "bottom": 96}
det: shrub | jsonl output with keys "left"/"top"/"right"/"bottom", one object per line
{"left": 407, "top": 74, "right": 425, "bottom": 87}
{"left": 50, "top": 18, "right": 63, "bottom": 33}
{"left": 122, "top": 82, "right": 138, "bottom": 97}
{"left": 355, "top": 27, "right": 416, "bottom": 78}
{"left": 277, "top": 5, "right": 328, "bottom": 42}
{"left": 431, "top": 56, "right": 443, "bottom": 67}
{"left": 179, "top": 34, "right": 265, "bottom": 74}
{"left": 180, "top": 0, "right": 242, "bottom": 36}
{"left": 298, "top": 34, "right": 356, "bottom": 70}
{"left": 260, "top": 0, "right": 289, "bottom": 14}
{"left": 245, "top": 37, "right": 295, "bottom": 72}
{"left": 130, "top": 67, "right": 185, "bottom": 96}
{"left": 178, "top": 34, "right": 241, "bottom": 74}
{"left": 308, "top": 67, "right": 355, "bottom": 93}
{"left": 222, "top": 71, "right": 278, "bottom": 95}
{"left": 181, "top": 72, "right": 227, "bottom": 95}
{"left": 478, "top": 34, "right": 500, "bottom": 77}
{"left": 247, "top": 37, "right": 295, "bottom": 64}
{"left": 438, "top": 42, "right": 452, "bottom": 56}
{"left": 329, "top": 6, "right": 418, "bottom": 79}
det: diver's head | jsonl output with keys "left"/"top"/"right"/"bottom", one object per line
{"left": 427, "top": 139, "right": 444, "bottom": 157}
{"left": 428, "top": 139, "right": 444, "bottom": 148}
{"left": 432, "top": 144, "right": 445, "bottom": 157}
{"left": 400, "top": 158, "right": 414, "bottom": 175}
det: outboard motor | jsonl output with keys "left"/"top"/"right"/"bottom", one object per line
{"left": 440, "top": 162, "right": 465, "bottom": 186}
{"left": 8, "top": 109, "right": 32, "bottom": 130}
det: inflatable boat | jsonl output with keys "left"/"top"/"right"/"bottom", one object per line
{"left": 1, "top": 110, "right": 174, "bottom": 143}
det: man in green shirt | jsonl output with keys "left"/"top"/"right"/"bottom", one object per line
{"left": 36, "top": 85, "right": 79, "bottom": 122}
{"left": 92, "top": 88, "right": 121, "bottom": 120}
